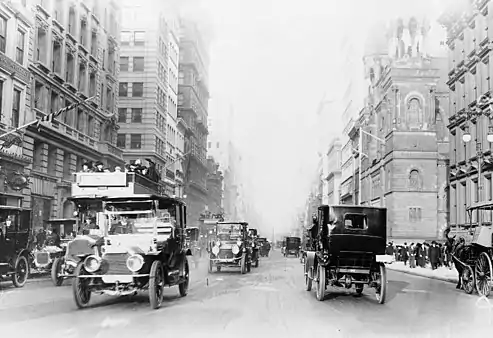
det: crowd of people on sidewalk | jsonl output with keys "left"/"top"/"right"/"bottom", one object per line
{"left": 386, "top": 241, "right": 452, "bottom": 270}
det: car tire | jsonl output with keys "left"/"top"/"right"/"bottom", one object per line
{"left": 11, "top": 255, "right": 29, "bottom": 288}
{"left": 51, "top": 257, "right": 64, "bottom": 287}
{"left": 149, "top": 260, "right": 165, "bottom": 309}
{"left": 72, "top": 263, "right": 91, "bottom": 309}
{"left": 179, "top": 259, "right": 189, "bottom": 297}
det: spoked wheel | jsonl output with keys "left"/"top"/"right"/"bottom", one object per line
{"left": 315, "top": 264, "right": 326, "bottom": 301}
{"left": 304, "top": 262, "right": 312, "bottom": 291}
{"left": 149, "top": 261, "right": 165, "bottom": 309}
{"left": 51, "top": 257, "right": 64, "bottom": 286}
{"left": 72, "top": 263, "right": 92, "bottom": 309}
{"left": 208, "top": 259, "right": 213, "bottom": 273}
{"left": 374, "top": 264, "right": 387, "bottom": 304}
{"left": 475, "top": 252, "right": 492, "bottom": 297}
{"left": 11, "top": 255, "right": 29, "bottom": 288}
{"left": 462, "top": 265, "right": 475, "bottom": 294}
{"left": 179, "top": 258, "right": 189, "bottom": 297}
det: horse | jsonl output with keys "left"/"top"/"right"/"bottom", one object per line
{"left": 444, "top": 228, "right": 471, "bottom": 290}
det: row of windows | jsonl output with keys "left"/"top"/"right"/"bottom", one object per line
{"left": 156, "top": 111, "right": 166, "bottom": 134}
{"left": 116, "top": 134, "right": 141, "bottom": 149}
{"left": 121, "top": 31, "right": 145, "bottom": 46}
{"left": 157, "top": 85, "right": 166, "bottom": 108}
{"left": 207, "top": 141, "right": 220, "bottom": 149}
{"left": 120, "top": 56, "right": 144, "bottom": 72}
{"left": 158, "top": 61, "right": 167, "bottom": 83}
{"left": 0, "top": 14, "right": 27, "bottom": 66}
{"left": 118, "top": 108, "right": 142, "bottom": 123}
{"left": 119, "top": 82, "right": 143, "bottom": 97}
{"left": 156, "top": 136, "right": 166, "bottom": 157}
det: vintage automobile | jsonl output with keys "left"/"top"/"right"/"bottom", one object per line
{"left": 71, "top": 193, "right": 191, "bottom": 310}
{"left": 304, "top": 205, "right": 390, "bottom": 304}
{"left": 208, "top": 221, "right": 251, "bottom": 274}
{"left": 258, "top": 237, "right": 270, "bottom": 257}
{"left": 51, "top": 233, "right": 102, "bottom": 286}
{"left": 30, "top": 244, "right": 65, "bottom": 275}
{"left": 284, "top": 237, "right": 301, "bottom": 257}
{"left": 249, "top": 228, "right": 260, "bottom": 268}
{"left": 0, "top": 206, "right": 31, "bottom": 287}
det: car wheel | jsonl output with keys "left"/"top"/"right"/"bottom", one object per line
{"left": 72, "top": 263, "right": 92, "bottom": 309}
{"left": 179, "top": 258, "right": 189, "bottom": 297}
{"left": 11, "top": 255, "right": 29, "bottom": 288}
{"left": 51, "top": 257, "right": 64, "bottom": 286}
{"left": 149, "top": 260, "right": 165, "bottom": 309}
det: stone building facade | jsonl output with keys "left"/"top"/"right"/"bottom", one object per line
{"left": 3, "top": 0, "right": 123, "bottom": 232}
{"left": 205, "top": 156, "right": 223, "bottom": 215}
{"left": 324, "top": 138, "right": 342, "bottom": 205}
{"left": 440, "top": 0, "right": 493, "bottom": 232}
{"left": 359, "top": 17, "right": 450, "bottom": 241}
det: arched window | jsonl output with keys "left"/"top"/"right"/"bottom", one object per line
{"left": 409, "top": 169, "right": 420, "bottom": 189}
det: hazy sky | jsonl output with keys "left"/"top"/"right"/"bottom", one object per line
{"left": 198, "top": 0, "right": 448, "bottom": 235}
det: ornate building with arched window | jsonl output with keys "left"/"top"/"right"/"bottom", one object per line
{"left": 356, "top": 14, "right": 450, "bottom": 242}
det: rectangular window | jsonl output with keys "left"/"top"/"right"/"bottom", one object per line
{"left": 344, "top": 213, "right": 368, "bottom": 230}
{"left": 16, "top": 30, "right": 25, "bottom": 64}
{"left": 119, "top": 82, "right": 128, "bottom": 96}
{"left": 131, "top": 108, "right": 142, "bottom": 123}
{"left": 12, "top": 88, "right": 21, "bottom": 128}
{"left": 118, "top": 108, "right": 126, "bottom": 123}
{"left": 409, "top": 207, "right": 422, "bottom": 223}
{"left": 130, "top": 134, "right": 142, "bottom": 149}
{"left": 121, "top": 31, "right": 131, "bottom": 45}
{"left": 0, "top": 17, "right": 6, "bottom": 53}
{"left": 0, "top": 81, "right": 3, "bottom": 115}
{"left": 133, "top": 57, "right": 144, "bottom": 71}
{"left": 120, "top": 57, "right": 129, "bottom": 71}
{"left": 134, "top": 31, "right": 145, "bottom": 46}
{"left": 116, "top": 134, "right": 126, "bottom": 148}
{"left": 132, "top": 83, "right": 143, "bottom": 97}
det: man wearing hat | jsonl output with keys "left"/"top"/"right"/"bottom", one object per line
{"left": 429, "top": 240, "right": 440, "bottom": 270}
{"left": 94, "top": 161, "right": 104, "bottom": 172}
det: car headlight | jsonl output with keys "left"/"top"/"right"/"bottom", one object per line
{"left": 215, "top": 241, "right": 221, "bottom": 247}
{"left": 126, "top": 255, "right": 144, "bottom": 272}
{"left": 232, "top": 244, "right": 240, "bottom": 254}
{"left": 212, "top": 245, "right": 220, "bottom": 255}
{"left": 236, "top": 241, "right": 242, "bottom": 247}
{"left": 84, "top": 255, "right": 101, "bottom": 273}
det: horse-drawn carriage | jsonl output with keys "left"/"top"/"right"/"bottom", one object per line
{"left": 304, "top": 205, "right": 390, "bottom": 304}
{"left": 448, "top": 201, "right": 493, "bottom": 297}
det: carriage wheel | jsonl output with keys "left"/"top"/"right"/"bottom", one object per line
{"left": 374, "top": 264, "right": 387, "bottom": 304}
{"left": 475, "top": 252, "right": 493, "bottom": 297}
{"left": 461, "top": 265, "right": 475, "bottom": 294}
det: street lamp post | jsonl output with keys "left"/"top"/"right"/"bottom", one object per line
{"left": 461, "top": 106, "right": 493, "bottom": 227}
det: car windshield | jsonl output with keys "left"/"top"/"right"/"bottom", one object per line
{"left": 0, "top": 209, "right": 19, "bottom": 233}
{"left": 73, "top": 199, "right": 103, "bottom": 235}
{"left": 103, "top": 200, "right": 176, "bottom": 236}
{"left": 216, "top": 224, "right": 241, "bottom": 239}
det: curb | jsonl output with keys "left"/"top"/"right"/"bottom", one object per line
{"left": 387, "top": 265, "right": 459, "bottom": 284}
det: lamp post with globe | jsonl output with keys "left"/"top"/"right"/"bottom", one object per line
{"left": 462, "top": 99, "right": 493, "bottom": 227}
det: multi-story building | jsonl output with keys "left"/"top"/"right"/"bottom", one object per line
{"left": 205, "top": 156, "right": 223, "bottom": 214}
{"left": 178, "top": 18, "right": 211, "bottom": 225}
{"left": 1, "top": 0, "right": 122, "bottom": 232}
{"left": 118, "top": 1, "right": 182, "bottom": 196}
{"left": 358, "top": 16, "right": 449, "bottom": 242}
{"left": 0, "top": 1, "right": 34, "bottom": 210}
{"left": 440, "top": 0, "right": 493, "bottom": 234}
{"left": 338, "top": 26, "right": 368, "bottom": 205}
{"left": 324, "top": 138, "right": 342, "bottom": 205}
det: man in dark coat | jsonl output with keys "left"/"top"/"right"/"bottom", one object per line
{"left": 429, "top": 241, "right": 440, "bottom": 270}
{"left": 400, "top": 243, "right": 409, "bottom": 266}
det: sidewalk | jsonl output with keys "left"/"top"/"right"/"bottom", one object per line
{"left": 387, "top": 261, "right": 459, "bottom": 284}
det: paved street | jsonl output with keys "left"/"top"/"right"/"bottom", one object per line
{"left": 0, "top": 251, "right": 492, "bottom": 337}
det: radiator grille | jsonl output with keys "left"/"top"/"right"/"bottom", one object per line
{"left": 104, "top": 253, "right": 131, "bottom": 275}
{"left": 36, "top": 252, "right": 50, "bottom": 265}
{"left": 218, "top": 249, "right": 234, "bottom": 259}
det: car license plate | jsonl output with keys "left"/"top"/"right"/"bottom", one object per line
{"left": 102, "top": 275, "right": 133, "bottom": 284}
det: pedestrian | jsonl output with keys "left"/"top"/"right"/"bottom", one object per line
{"left": 401, "top": 243, "right": 409, "bottom": 266}
{"left": 386, "top": 242, "right": 394, "bottom": 256}
{"left": 416, "top": 243, "right": 425, "bottom": 268}
{"left": 409, "top": 243, "right": 416, "bottom": 268}
{"left": 429, "top": 241, "right": 440, "bottom": 270}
